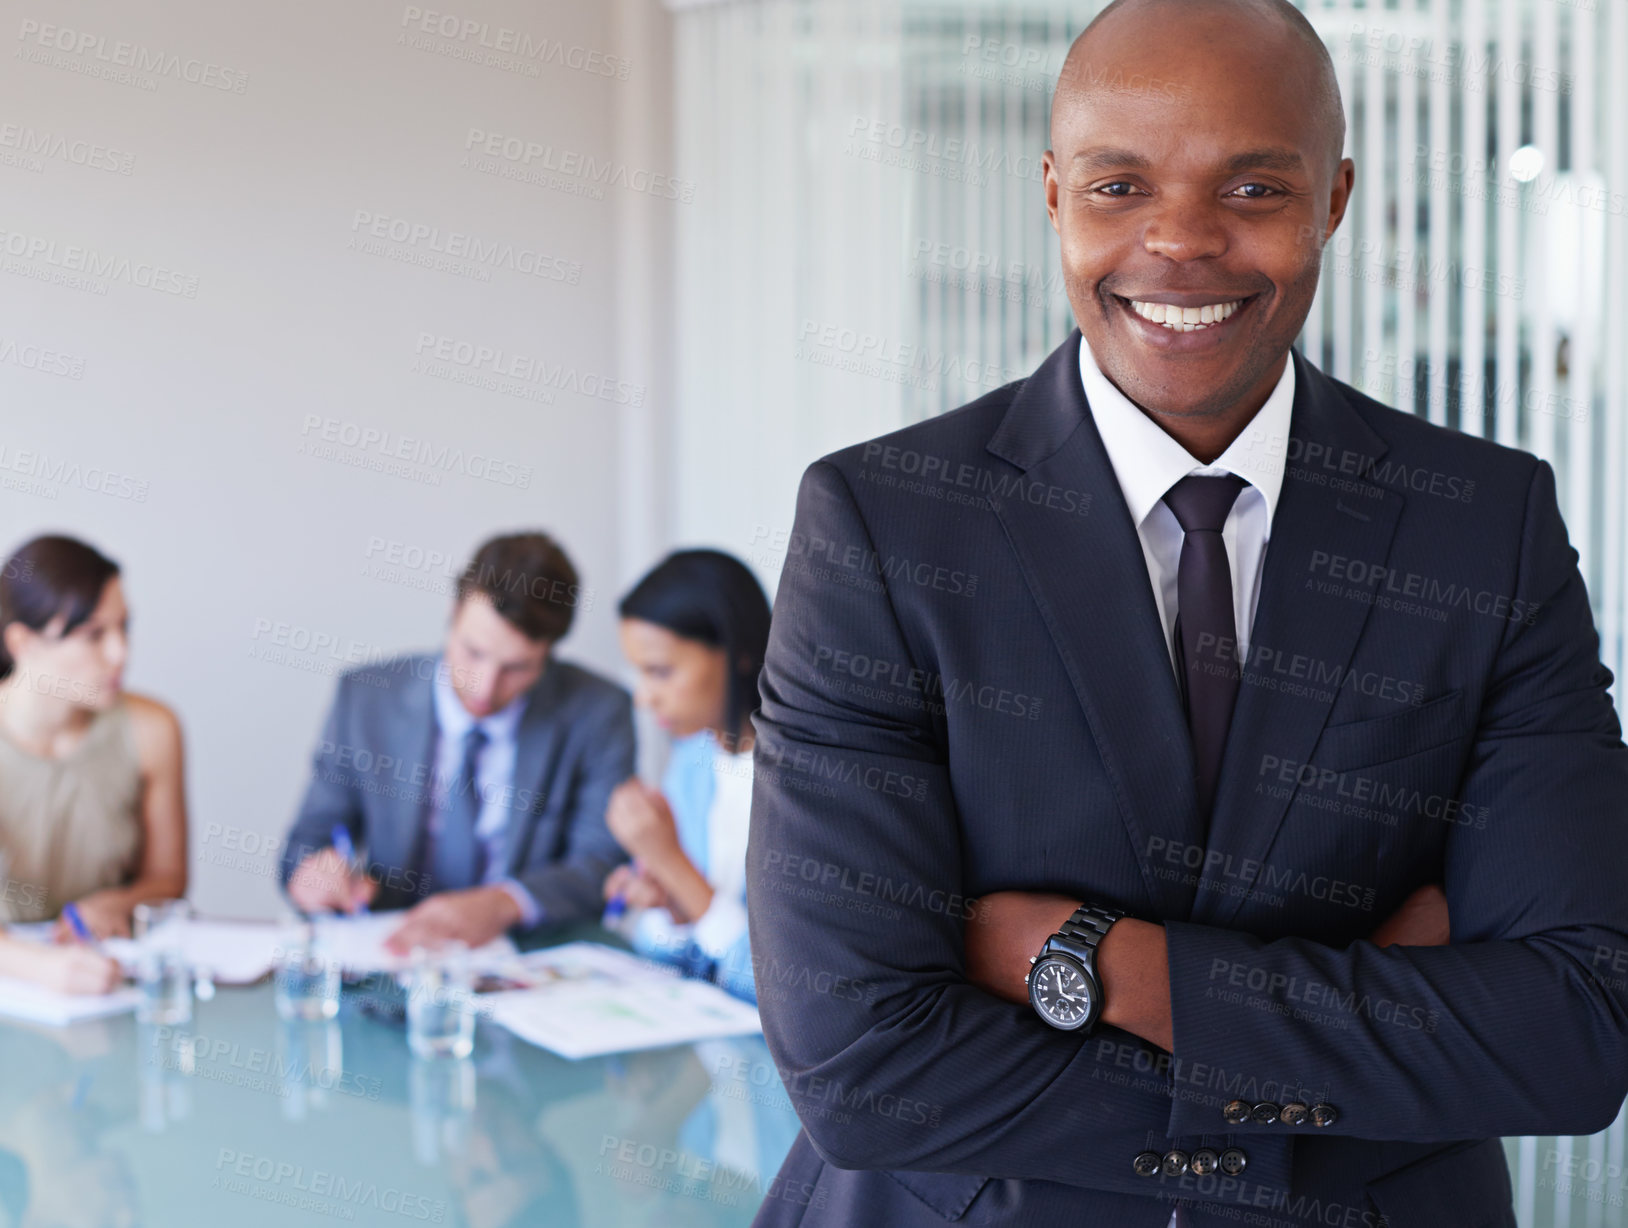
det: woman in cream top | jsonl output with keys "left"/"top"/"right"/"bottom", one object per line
{"left": 0, "top": 535, "right": 189, "bottom": 995}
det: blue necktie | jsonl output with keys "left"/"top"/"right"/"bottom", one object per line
{"left": 1164, "top": 474, "right": 1248, "bottom": 823}
{"left": 431, "top": 725, "right": 489, "bottom": 892}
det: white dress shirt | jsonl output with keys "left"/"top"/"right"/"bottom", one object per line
{"left": 631, "top": 744, "right": 754, "bottom": 963}
{"left": 428, "top": 660, "right": 540, "bottom": 922}
{"left": 1077, "top": 340, "right": 1294, "bottom": 674}
{"left": 690, "top": 745, "right": 754, "bottom": 958}
{"left": 1079, "top": 344, "right": 1294, "bottom": 1228}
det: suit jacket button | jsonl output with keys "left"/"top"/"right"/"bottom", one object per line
{"left": 1161, "top": 1150, "right": 1191, "bottom": 1177}
{"left": 1251, "top": 1101, "right": 1280, "bottom": 1124}
{"left": 1219, "top": 1147, "right": 1248, "bottom": 1176}
{"left": 1133, "top": 1151, "right": 1162, "bottom": 1177}
{"left": 1190, "top": 1148, "right": 1220, "bottom": 1176}
{"left": 1222, "top": 1099, "right": 1251, "bottom": 1124}
{"left": 1279, "top": 1101, "right": 1309, "bottom": 1125}
{"left": 1311, "top": 1102, "right": 1339, "bottom": 1127}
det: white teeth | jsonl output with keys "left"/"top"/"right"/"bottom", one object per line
{"left": 1129, "top": 298, "right": 1243, "bottom": 331}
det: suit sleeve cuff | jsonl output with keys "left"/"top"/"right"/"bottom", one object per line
{"left": 1164, "top": 919, "right": 1315, "bottom": 1137}
{"left": 497, "top": 879, "right": 544, "bottom": 929}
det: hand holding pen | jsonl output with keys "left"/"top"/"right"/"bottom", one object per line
{"left": 286, "top": 827, "right": 377, "bottom": 915}
{"left": 329, "top": 825, "right": 372, "bottom": 915}
{"left": 49, "top": 902, "right": 123, "bottom": 995}
{"left": 62, "top": 902, "right": 101, "bottom": 947}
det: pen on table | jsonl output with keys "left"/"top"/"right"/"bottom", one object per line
{"left": 330, "top": 824, "right": 370, "bottom": 915}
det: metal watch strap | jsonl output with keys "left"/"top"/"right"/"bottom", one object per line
{"left": 1057, "top": 905, "right": 1122, "bottom": 963}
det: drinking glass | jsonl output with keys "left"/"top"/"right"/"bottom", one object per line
{"left": 132, "top": 900, "right": 193, "bottom": 1026}
{"left": 405, "top": 944, "right": 477, "bottom": 1059}
{"left": 273, "top": 927, "right": 341, "bottom": 1022}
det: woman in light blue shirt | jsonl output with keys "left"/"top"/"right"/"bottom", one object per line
{"left": 603, "top": 550, "right": 771, "bottom": 1003}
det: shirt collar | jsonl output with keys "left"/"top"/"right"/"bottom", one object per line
{"left": 432, "top": 655, "right": 529, "bottom": 743}
{"left": 1077, "top": 338, "right": 1294, "bottom": 531}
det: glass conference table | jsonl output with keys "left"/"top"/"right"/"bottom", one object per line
{"left": 7, "top": 924, "right": 1601, "bottom": 1228}
{"left": 0, "top": 926, "right": 802, "bottom": 1228}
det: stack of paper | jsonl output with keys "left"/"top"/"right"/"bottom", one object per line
{"left": 310, "top": 912, "right": 518, "bottom": 975}
{"left": 0, "top": 976, "right": 141, "bottom": 1026}
{"left": 479, "top": 942, "right": 762, "bottom": 1059}
{"left": 105, "top": 918, "right": 304, "bottom": 985}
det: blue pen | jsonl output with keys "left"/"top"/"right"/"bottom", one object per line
{"left": 62, "top": 902, "right": 98, "bottom": 947}
{"left": 602, "top": 859, "right": 642, "bottom": 935}
{"left": 330, "top": 825, "right": 370, "bottom": 915}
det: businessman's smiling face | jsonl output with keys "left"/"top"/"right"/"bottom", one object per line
{"left": 1044, "top": 0, "right": 1353, "bottom": 438}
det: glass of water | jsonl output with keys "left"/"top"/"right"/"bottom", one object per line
{"left": 132, "top": 900, "right": 193, "bottom": 1026}
{"left": 274, "top": 927, "right": 341, "bottom": 1022}
{"left": 405, "top": 943, "right": 477, "bottom": 1059}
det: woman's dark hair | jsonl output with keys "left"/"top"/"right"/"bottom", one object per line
{"left": 618, "top": 550, "right": 772, "bottom": 745}
{"left": 0, "top": 535, "right": 121, "bottom": 681}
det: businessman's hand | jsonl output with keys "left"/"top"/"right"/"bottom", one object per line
{"left": 288, "top": 848, "right": 377, "bottom": 914}
{"left": 966, "top": 891, "right": 1173, "bottom": 1049}
{"left": 1370, "top": 882, "right": 1451, "bottom": 948}
{"left": 963, "top": 883, "right": 1447, "bottom": 1052}
{"left": 384, "top": 885, "right": 521, "bottom": 954}
{"left": 964, "top": 891, "right": 1078, "bottom": 1005}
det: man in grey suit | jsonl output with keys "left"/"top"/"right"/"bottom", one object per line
{"left": 280, "top": 532, "right": 634, "bottom": 952}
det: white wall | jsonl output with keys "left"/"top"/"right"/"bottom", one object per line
{"left": 0, "top": 0, "right": 675, "bottom": 918}
{"left": 669, "top": 0, "right": 911, "bottom": 594}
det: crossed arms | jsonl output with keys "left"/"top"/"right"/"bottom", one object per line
{"left": 747, "top": 458, "right": 1628, "bottom": 1192}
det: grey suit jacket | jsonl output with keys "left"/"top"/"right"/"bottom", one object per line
{"left": 279, "top": 652, "right": 634, "bottom": 925}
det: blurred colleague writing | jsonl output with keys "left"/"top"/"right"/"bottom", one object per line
{"left": 281, "top": 532, "right": 634, "bottom": 953}
{"left": 0, "top": 535, "right": 188, "bottom": 994}
{"left": 605, "top": 550, "right": 770, "bottom": 1004}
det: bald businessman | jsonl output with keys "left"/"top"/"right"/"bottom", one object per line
{"left": 746, "top": 1, "right": 1628, "bottom": 1225}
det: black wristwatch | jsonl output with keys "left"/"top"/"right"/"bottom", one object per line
{"left": 1027, "top": 904, "right": 1123, "bottom": 1032}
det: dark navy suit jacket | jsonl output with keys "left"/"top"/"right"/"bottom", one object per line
{"left": 746, "top": 331, "right": 1628, "bottom": 1227}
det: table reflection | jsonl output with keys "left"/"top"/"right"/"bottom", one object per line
{"left": 0, "top": 973, "right": 800, "bottom": 1228}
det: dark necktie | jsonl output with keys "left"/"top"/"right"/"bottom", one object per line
{"left": 1163, "top": 473, "right": 1248, "bottom": 822}
{"left": 432, "top": 725, "right": 489, "bottom": 892}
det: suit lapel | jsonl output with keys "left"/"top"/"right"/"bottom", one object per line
{"left": 1192, "top": 352, "right": 1406, "bottom": 928}
{"left": 987, "top": 332, "right": 1203, "bottom": 919}
{"left": 375, "top": 662, "right": 437, "bottom": 894}
{"left": 499, "top": 666, "right": 565, "bottom": 875}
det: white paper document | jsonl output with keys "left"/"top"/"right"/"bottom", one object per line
{"left": 0, "top": 976, "right": 141, "bottom": 1026}
{"left": 105, "top": 918, "right": 303, "bottom": 985}
{"left": 4, "top": 921, "right": 59, "bottom": 944}
{"left": 310, "top": 912, "right": 518, "bottom": 974}
{"left": 478, "top": 942, "right": 762, "bottom": 1059}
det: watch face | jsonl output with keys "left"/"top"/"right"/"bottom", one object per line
{"left": 1029, "top": 955, "right": 1095, "bottom": 1029}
